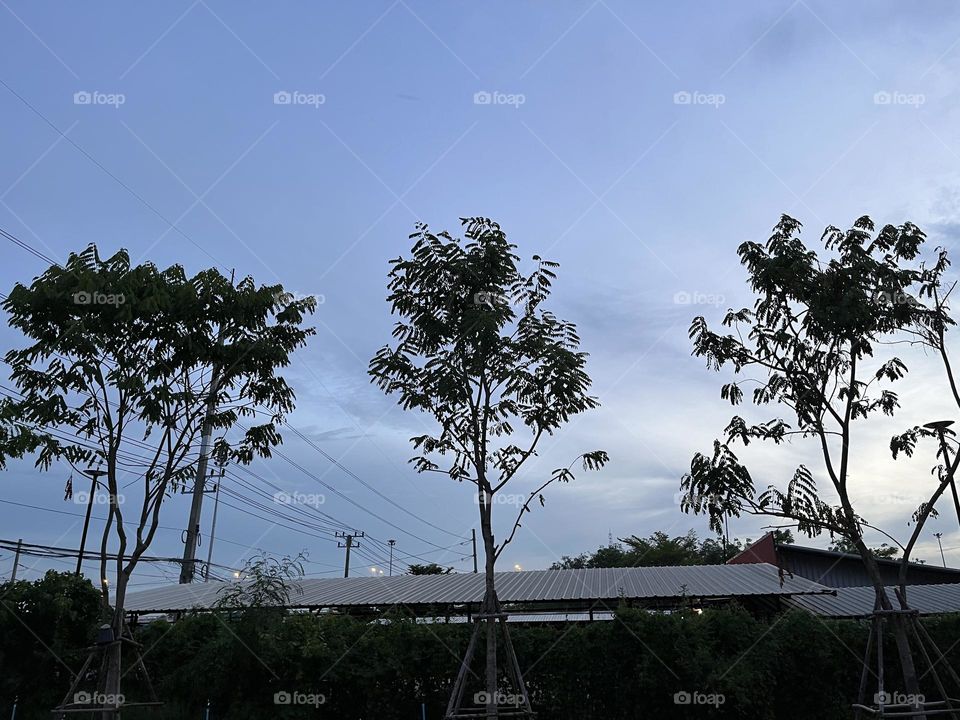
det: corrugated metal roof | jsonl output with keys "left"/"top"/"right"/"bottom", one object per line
{"left": 124, "top": 563, "right": 832, "bottom": 614}
{"left": 788, "top": 583, "right": 960, "bottom": 618}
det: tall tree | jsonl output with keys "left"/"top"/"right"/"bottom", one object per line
{"left": 679, "top": 215, "right": 953, "bottom": 699}
{"left": 0, "top": 245, "right": 315, "bottom": 713}
{"left": 369, "top": 217, "right": 607, "bottom": 718}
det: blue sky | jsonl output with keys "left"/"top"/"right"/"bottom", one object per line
{"left": 3, "top": 1, "right": 960, "bottom": 587}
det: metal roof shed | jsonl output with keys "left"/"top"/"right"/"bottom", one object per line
{"left": 124, "top": 562, "right": 834, "bottom": 619}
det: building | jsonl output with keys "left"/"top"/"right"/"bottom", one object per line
{"left": 124, "top": 562, "right": 834, "bottom": 622}
{"left": 727, "top": 532, "right": 960, "bottom": 588}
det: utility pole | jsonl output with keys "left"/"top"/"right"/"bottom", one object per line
{"left": 75, "top": 466, "right": 106, "bottom": 577}
{"left": 935, "top": 532, "right": 947, "bottom": 567}
{"left": 388, "top": 539, "right": 396, "bottom": 577}
{"left": 180, "top": 333, "right": 224, "bottom": 584}
{"left": 203, "top": 470, "right": 224, "bottom": 582}
{"left": 336, "top": 531, "right": 363, "bottom": 578}
{"left": 471, "top": 528, "right": 478, "bottom": 573}
{"left": 9, "top": 538, "right": 22, "bottom": 582}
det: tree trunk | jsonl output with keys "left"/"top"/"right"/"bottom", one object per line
{"left": 98, "top": 572, "right": 128, "bottom": 719}
{"left": 858, "top": 544, "right": 922, "bottom": 706}
{"left": 479, "top": 487, "right": 499, "bottom": 719}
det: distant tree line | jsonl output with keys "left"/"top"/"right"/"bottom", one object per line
{"left": 549, "top": 529, "right": 795, "bottom": 569}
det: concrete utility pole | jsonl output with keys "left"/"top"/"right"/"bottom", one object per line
{"left": 388, "top": 539, "right": 396, "bottom": 577}
{"left": 9, "top": 538, "right": 22, "bottom": 582}
{"left": 203, "top": 471, "right": 224, "bottom": 582}
{"left": 76, "top": 467, "right": 106, "bottom": 576}
{"left": 471, "top": 528, "right": 478, "bottom": 573}
{"left": 180, "top": 336, "right": 224, "bottom": 584}
{"left": 336, "top": 531, "right": 364, "bottom": 578}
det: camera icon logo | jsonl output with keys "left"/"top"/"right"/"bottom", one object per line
{"left": 274, "top": 91, "right": 292, "bottom": 105}
{"left": 274, "top": 691, "right": 292, "bottom": 705}
{"left": 474, "top": 91, "right": 492, "bottom": 105}
{"left": 674, "top": 691, "right": 692, "bottom": 705}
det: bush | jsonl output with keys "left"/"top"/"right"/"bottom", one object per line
{"left": 6, "top": 576, "right": 960, "bottom": 720}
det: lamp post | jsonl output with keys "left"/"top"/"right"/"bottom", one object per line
{"left": 935, "top": 532, "right": 947, "bottom": 567}
{"left": 924, "top": 421, "right": 960, "bottom": 527}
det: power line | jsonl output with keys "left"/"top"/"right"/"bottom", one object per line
{"left": 279, "top": 419, "right": 465, "bottom": 539}
{"left": 0, "top": 82, "right": 228, "bottom": 270}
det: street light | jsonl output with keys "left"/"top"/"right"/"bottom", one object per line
{"left": 924, "top": 421, "right": 960, "bottom": 527}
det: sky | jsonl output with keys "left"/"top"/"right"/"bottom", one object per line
{"left": 3, "top": 1, "right": 960, "bottom": 589}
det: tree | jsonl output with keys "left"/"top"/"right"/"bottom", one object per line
{"left": 679, "top": 215, "right": 954, "bottom": 700}
{"left": 548, "top": 529, "right": 759, "bottom": 568}
{"left": 369, "top": 218, "right": 607, "bottom": 718}
{"left": 407, "top": 562, "right": 453, "bottom": 575}
{"left": 828, "top": 536, "right": 899, "bottom": 558}
{"left": 215, "top": 552, "right": 306, "bottom": 609}
{"left": 0, "top": 245, "right": 315, "bottom": 714}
